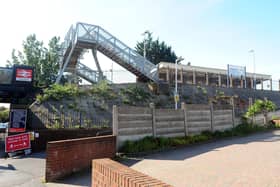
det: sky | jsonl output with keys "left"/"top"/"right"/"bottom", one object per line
{"left": 0, "top": 0, "right": 280, "bottom": 84}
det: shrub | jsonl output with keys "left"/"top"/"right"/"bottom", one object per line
{"left": 90, "top": 81, "right": 117, "bottom": 99}
{"left": 120, "top": 85, "right": 151, "bottom": 105}
{"left": 36, "top": 84, "right": 81, "bottom": 103}
{"left": 245, "top": 99, "right": 276, "bottom": 124}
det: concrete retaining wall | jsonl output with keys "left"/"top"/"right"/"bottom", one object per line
{"left": 113, "top": 103, "right": 236, "bottom": 148}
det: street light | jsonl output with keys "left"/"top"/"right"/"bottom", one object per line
{"left": 248, "top": 49, "right": 256, "bottom": 89}
{"left": 175, "top": 56, "right": 184, "bottom": 110}
{"left": 249, "top": 49, "right": 256, "bottom": 124}
{"left": 142, "top": 31, "right": 149, "bottom": 59}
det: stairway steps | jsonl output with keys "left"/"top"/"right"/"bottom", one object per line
{"left": 57, "top": 22, "right": 159, "bottom": 84}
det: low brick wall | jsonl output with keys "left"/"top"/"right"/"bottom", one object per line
{"left": 30, "top": 128, "right": 112, "bottom": 152}
{"left": 46, "top": 135, "right": 116, "bottom": 182}
{"left": 92, "top": 158, "right": 173, "bottom": 187}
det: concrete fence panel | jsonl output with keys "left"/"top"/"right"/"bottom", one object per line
{"left": 186, "top": 109, "right": 211, "bottom": 134}
{"left": 114, "top": 103, "right": 235, "bottom": 149}
{"left": 117, "top": 106, "right": 153, "bottom": 147}
{"left": 155, "top": 109, "right": 185, "bottom": 137}
{"left": 213, "top": 109, "right": 233, "bottom": 131}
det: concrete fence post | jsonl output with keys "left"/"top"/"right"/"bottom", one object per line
{"left": 181, "top": 102, "right": 188, "bottom": 137}
{"left": 210, "top": 103, "right": 214, "bottom": 132}
{"left": 149, "top": 103, "right": 156, "bottom": 137}
{"left": 112, "top": 105, "right": 118, "bottom": 136}
{"left": 230, "top": 97, "right": 235, "bottom": 127}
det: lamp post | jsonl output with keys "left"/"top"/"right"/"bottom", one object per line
{"left": 249, "top": 49, "right": 256, "bottom": 89}
{"left": 249, "top": 49, "right": 256, "bottom": 124}
{"left": 142, "top": 31, "right": 149, "bottom": 59}
{"left": 142, "top": 31, "right": 149, "bottom": 73}
{"left": 175, "top": 56, "right": 184, "bottom": 110}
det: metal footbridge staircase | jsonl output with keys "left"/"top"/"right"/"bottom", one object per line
{"left": 56, "top": 22, "right": 159, "bottom": 84}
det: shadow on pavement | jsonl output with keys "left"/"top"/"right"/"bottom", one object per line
{"left": 49, "top": 168, "right": 91, "bottom": 187}
{"left": 122, "top": 130, "right": 280, "bottom": 165}
{"left": 0, "top": 164, "right": 16, "bottom": 170}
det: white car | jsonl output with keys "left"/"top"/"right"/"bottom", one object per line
{"left": 0, "top": 122, "right": 8, "bottom": 129}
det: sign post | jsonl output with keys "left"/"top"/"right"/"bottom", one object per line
{"left": 5, "top": 133, "right": 31, "bottom": 153}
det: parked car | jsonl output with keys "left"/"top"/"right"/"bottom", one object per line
{"left": 0, "top": 122, "right": 8, "bottom": 130}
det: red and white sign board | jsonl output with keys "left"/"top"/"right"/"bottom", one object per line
{"left": 5, "top": 133, "right": 31, "bottom": 153}
{"left": 15, "top": 69, "right": 33, "bottom": 82}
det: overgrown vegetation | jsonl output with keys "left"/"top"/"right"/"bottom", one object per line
{"left": 120, "top": 123, "right": 278, "bottom": 154}
{"left": 245, "top": 99, "right": 276, "bottom": 120}
{"left": 90, "top": 81, "right": 117, "bottom": 100}
{"left": 36, "top": 84, "right": 82, "bottom": 103}
{"left": 120, "top": 85, "right": 151, "bottom": 105}
{"left": 244, "top": 99, "right": 276, "bottom": 125}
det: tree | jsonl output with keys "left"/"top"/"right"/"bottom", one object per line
{"left": 135, "top": 31, "right": 177, "bottom": 65}
{"left": 0, "top": 107, "right": 9, "bottom": 122}
{"left": 7, "top": 34, "right": 61, "bottom": 87}
{"left": 245, "top": 99, "right": 276, "bottom": 124}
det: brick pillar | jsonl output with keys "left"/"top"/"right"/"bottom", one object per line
{"left": 240, "top": 77, "right": 244, "bottom": 88}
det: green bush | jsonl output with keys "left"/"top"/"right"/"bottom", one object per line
{"left": 36, "top": 84, "right": 82, "bottom": 103}
{"left": 120, "top": 85, "right": 151, "bottom": 105}
{"left": 245, "top": 99, "right": 276, "bottom": 119}
{"left": 90, "top": 81, "right": 117, "bottom": 99}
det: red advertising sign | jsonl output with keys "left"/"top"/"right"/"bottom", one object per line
{"left": 15, "top": 69, "right": 33, "bottom": 82}
{"left": 5, "top": 133, "right": 31, "bottom": 153}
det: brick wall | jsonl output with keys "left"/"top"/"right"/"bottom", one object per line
{"left": 29, "top": 128, "right": 112, "bottom": 152}
{"left": 92, "top": 158, "right": 173, "bottom": 187}
{"left": 46, "top": 135, "right": 116, "bottom": 182}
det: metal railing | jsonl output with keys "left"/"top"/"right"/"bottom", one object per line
{"left": 56, "top": 22, "right": 159, "bottom": 84}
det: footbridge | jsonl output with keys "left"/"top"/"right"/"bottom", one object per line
{"left": 56, "top": 22, "right": 159, "bottom": 84}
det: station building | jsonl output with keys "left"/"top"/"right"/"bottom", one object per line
{"left": 157, "top": 62, "right": 273, "bottom": 90}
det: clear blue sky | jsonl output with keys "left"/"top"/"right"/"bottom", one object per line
{"left": 0, "top": 0, "right": 280, "bottom": 81}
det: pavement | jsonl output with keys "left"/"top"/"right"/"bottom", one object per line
{"left": 128, "top": 130, "right": 280, "bottom": 187}
{"left": 0, "top": 152, "right": 46, "bottom": 187}
{"left": 0, "top": 144, "right": 91, "bottom": 187}
{"left": 1, "top": 130, "right": 280, "bottom": 186}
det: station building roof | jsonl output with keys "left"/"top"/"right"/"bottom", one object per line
{"left": 158, "top": 62, "right": 271, "bottom": 80}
